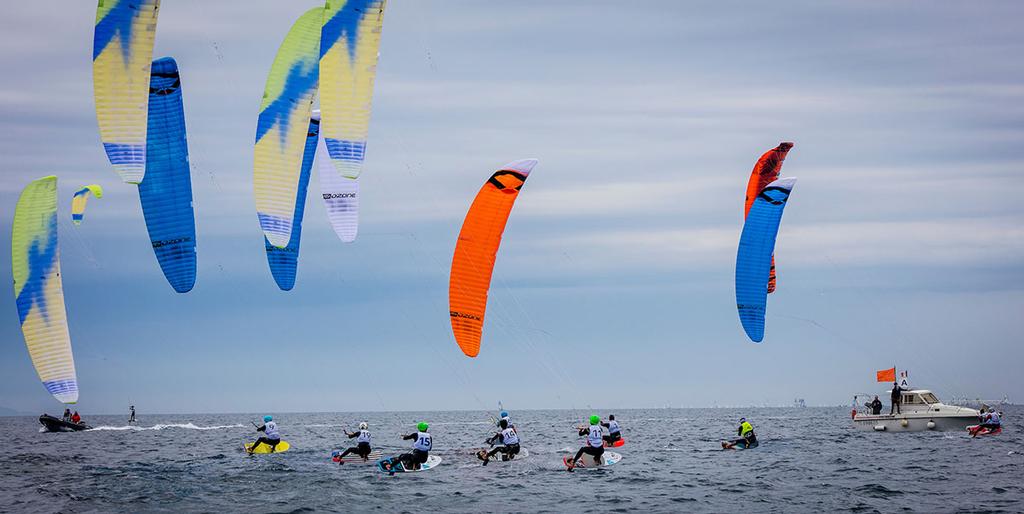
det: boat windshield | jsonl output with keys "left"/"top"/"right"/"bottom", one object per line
{"left": 920, "top": 392, "right": 939, "bottom": 404}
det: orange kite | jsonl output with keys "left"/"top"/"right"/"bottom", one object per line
{"left": 449, "top": 159, "right": 537, "bottom": 357}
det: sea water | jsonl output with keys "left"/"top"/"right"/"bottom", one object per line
{"left": 1, "top": 406, "right": 1021, "bottom": 512}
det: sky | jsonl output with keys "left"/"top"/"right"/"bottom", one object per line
{"left": 1, "top": 1, "right": 1022, "bottom": 415}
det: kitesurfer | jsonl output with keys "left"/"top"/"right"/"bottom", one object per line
{"left": 336, "top": 422, "right": 373, "bottom": 464}
{"left": 129, "top": 405, "right": 136, "bottom": 424}
{"left": 479, "top": 418, "right": 520, "bottom": 465}
{"left": 723, "top": 418, "right": 757, "bottom": 449}
{"left": 389, "top": 422, "right": 432, "bottom": 471}
{"left": 71, "top": 411, "right": 82, "bottom": 424}
{"left": 890, "top": 381, "right": 902, "bottom": 415}
{"left": 869, "top": 396, "right": 883, "bottom": 415}
{"left": 601, "top": 414, "right": 622, "bottom": 445}
{"left": 497, "top": 410, "right": 511, "bottom": 428}
{"left": 973, "top": 410, "right": 1002, "bottom": 437}
{"left": 248, "top": 415, "right": 281, "bottom": 454}
{"left": 566, "top": 415, "right": 605, "bottom": 470}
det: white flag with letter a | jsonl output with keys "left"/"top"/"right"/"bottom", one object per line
{"left": 898, "top": 370, "right": 910, "bottom": 390}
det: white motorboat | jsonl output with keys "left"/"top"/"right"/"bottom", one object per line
{"left": 851, "top": 389, "right": 980, "bottom": 432}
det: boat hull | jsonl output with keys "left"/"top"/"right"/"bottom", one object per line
{"left": 39, "top": 414, "right": 90, "bottom": 432}
{"left": 853, "top": 414, "right": 977, "bottom": 432}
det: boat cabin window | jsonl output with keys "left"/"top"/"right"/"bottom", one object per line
{"left": 920, "top": 392, "right": 938, "bottom": 404}
{"left": 902, "top": 393, "right": 923, "bottom": 404}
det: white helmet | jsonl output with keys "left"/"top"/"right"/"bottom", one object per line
{"left": 359, "top": 422, "right": 368, "bottom": 430}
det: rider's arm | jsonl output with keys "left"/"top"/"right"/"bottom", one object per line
{"left": 401, "top": 433, "right": 415, "bottom": 441}
{"left": 257, "top": 425, "right": 266, "bottom": 432}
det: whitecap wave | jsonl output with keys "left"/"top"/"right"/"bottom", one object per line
{"left": 88, "top": 423, "right": 245, "bottom": 432}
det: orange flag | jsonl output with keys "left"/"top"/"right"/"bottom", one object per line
{"left": 876, "top": 367, "right": 896, "bottom": 382}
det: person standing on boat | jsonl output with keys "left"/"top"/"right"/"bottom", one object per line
{"left": 870, "top": 396, "right": 883, "bottom": 415}
{"left": 71, "top": 411, "right": 82, "bottom": 424}
{"left": 890, "top": 381, "right": 902, "bottom": 415}
{"left": 62, "top": 408, "right": 72, "bottom": 422}
{"left": 248, "top": 415, "right": 281, "bottom": 454}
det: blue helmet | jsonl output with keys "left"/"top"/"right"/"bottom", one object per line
{"left": 500, "top": 411, "right": 508, "bottom": 418}
{"left": 264, "top": 415, "right": 273, "bottom": 422}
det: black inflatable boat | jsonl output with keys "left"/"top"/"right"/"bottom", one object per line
{"left": 39, "top": 414, "right": 90, "bottom": 432}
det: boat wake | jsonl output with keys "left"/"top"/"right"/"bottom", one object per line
{"left": 88, "top": 423, "right": 244, "bottom": 432}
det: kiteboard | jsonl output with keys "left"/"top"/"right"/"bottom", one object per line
{"left": 332, "top": 449, "right": 383, "bottom": 464}
{"left": 244, "top": 440, "right": 291, "bottom": 454}
{"left": 563, "top": 451, "right": 622, "bottom": 470}
{"left": 604, "top": 437, "right": 625, "bottom": 448}
{"left": 721, "top": 439, "right": 759, "bottom": 450}
{"left": 967, "top": 425, "right": 1002, "bottom": 437}
{"left": 476, "top": 448, "right": 529, "bottom": 464}
{"left": 376, "top": 455, "right": 442, "bottom": 474}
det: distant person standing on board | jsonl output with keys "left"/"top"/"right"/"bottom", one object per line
{"left": 890, "top": 381, "right": 902, "bottom": 415}
{"left": 129, "top": 405, "right": 136, "bottom": 424}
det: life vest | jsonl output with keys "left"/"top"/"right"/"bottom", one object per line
{"left": 413, "top": 431, "right": 432, "bottom": 452}
{"left": 501, "top": 427, "right": 520, "bottom": 445}
{"left": 357, "top": 429, "right": 371, "bottom": 444}
{"left": 264, "top": 421, "right": 280, "bottom": 439}
{"left": 587, "top": 425, "right": 603, "bottom": 447}
{"left": 740, "top": 421, "right": 754, "bottom": 437}
{"left": 607, "top": 420, "right": 621, "bottom": 434}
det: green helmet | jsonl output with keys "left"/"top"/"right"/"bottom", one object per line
{"left": 589, "top": 415, "right": 600, "bottom": 425}
{"left": 417, "top": 422, "right": 428, "bottom": 432}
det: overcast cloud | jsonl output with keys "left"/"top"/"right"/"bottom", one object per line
{"left": 1, "top": 1, "right": 1022, "bottom": 414}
